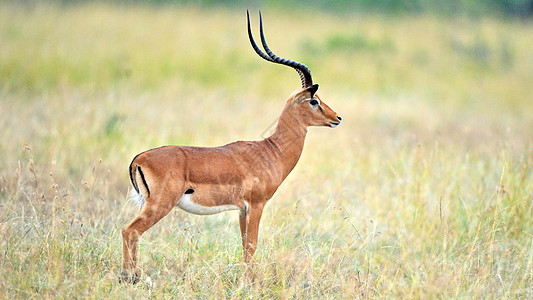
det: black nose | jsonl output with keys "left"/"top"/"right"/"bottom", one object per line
{"left": 337, "top": 116, "right": 342, "bottom": 121}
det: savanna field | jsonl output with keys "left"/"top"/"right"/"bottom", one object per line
{"left": 0, "top": 2, "right": 532, "bottom": 298}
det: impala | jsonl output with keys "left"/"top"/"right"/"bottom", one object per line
{"left": 120, "top": 11, "right": 341, "bottom": 284}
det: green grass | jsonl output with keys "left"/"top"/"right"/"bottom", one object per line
{"left": 0, "top": 2, "right": 532, "bottom": 298}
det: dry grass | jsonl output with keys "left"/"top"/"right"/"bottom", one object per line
{"left": 0, "top": 2, "right": 532, "bottom": 298}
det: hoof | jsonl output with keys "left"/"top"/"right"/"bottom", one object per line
{"left": 119, "top": 271, "right": 140, "bottom": 284}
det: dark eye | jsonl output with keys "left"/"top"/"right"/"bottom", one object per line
{"left": 309, "top": 99, "right": 318, "bottom": 106}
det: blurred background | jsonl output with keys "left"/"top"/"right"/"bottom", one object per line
{"left": 1, "top": 0, "right": 532, "bottom": 298}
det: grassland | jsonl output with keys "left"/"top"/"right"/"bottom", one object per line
{"left": 0, "top": 2, "right": 532, "bottom": 298}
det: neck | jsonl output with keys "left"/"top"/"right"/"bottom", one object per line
{"left": 266, "top": 104, "right": 308, "bottom": 180}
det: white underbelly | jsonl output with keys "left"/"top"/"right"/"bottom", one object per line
{"left": 176, "top": 194, "right": 240, "bottom": 215}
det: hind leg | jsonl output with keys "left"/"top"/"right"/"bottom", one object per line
{"left": 121, "top": 194, "right": 177, "bottom": 284}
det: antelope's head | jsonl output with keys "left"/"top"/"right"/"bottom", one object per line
{"left": 247, "top": 11, "right": 342, "bottom": 128}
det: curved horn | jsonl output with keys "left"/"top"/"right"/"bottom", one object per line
{"left": 247, "top": 10, "right": 313, "bottom": 88}
{"left": 247, "top": 10, "right": 274, "bottom": 63}
{"left": 259, "top": 11, "right": 313, "bottom": 88}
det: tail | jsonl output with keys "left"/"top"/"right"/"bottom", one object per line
{"left": 127, "top": 187, "right": 145, "bottom": 209}
{"left": 128, "top": 163, "right": 150, "bottom": 209}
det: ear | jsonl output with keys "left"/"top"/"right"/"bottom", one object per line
{"left": 306, "top": 84, "right": 319, "bottom": 98}
{"left": 292, "top": 84, "right": 320, "bottom": 103}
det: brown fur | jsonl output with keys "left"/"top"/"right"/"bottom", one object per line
{"left": 121, "top": 86, "right": 340, "bottom": 283}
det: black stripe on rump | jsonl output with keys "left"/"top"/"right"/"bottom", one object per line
{"left": 136, "top": 165, "right": 150, "bottom": 197}
{"left": 129, "top": 160, "right": 139, "bottom": 193}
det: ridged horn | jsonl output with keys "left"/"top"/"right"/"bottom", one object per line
{"left": 247, "top": 10, "right": 313, "bottom": 88}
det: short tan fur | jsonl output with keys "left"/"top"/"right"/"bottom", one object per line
{"left": 120, "top": 11, "right": 341, "bottom": 284}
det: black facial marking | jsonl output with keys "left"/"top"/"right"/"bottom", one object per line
{"left": 184, "top": 188, "right": 195, "bottom": 194}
